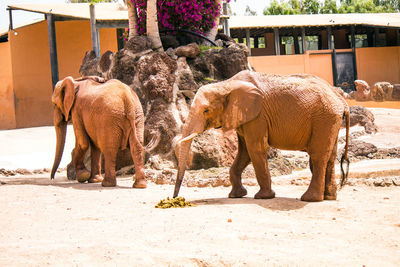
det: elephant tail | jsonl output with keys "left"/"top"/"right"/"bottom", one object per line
{"left": 340, "top": 109, "right": 350, "bottom": 188}
{"left": 144, "top": 132, "right": 161, "bottom": 153}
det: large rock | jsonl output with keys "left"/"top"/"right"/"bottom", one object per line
{"left": 392, "top": 84, "right": 400, "bottom": 100}
{"left": 348, "top": 140, "right": 378, "bottom": 158}
{"left": 75, "top": 38, "right": 251, "bottom": 176}
{"left": 79, "top": 50, "right": 100, "bottom": 76}
{"left": 190, "top": 129, "right": 238, "bottom": 170}
{"left": 136, "top": 52, "right": 177, "bottom": 103}
{"left": 372, "top": 82, "right": 393, "bottom": 101}
{"left": 345, "top": 105, "right": 378, "bottom": 134}
{"left": 188, "top": 42, "right": 250, "bottom": 85}
{"left": 351, "top": 80, "right": 370, "bottom": 101}
{"left": 176, "top": 43, "right": 201, "bottom": 58}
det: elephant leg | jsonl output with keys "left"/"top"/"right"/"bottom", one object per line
{"left": 88, "top": 143, "right": 103, "bottom": 183}
{"left": 301, "top": 156, "right": 326, "bottom": 202}
{"left": 101, "top": 148, "right": 118, "bottom": 187}
{"left": 130, "top": 133, "right": 146, "bottom": 189}
{"left": 72, "top": 124, "right": 91, "bottom": 183}
{"left": 324, "top": 140, "right": 338, "bottom": 200}
{"left": 242, "top": 121, "right": 275, "bottom": 199}
{"left": 228, "top": 133, "right": 250, "bottom": 198}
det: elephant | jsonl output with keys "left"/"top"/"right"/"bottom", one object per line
{"left": 51, "top": 76, "right": 156, "bottom": 188}
{"left": 173, "top": 70, "right": 350, "bottom": 202}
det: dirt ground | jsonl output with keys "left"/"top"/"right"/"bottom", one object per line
{"left": 0, "top": 177, "right": 399, "bottom": 266}
{"left": 0, "top": 107, "right": 400, "bottom": 266}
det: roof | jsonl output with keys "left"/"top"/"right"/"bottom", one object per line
{"left": 229, "top": 13, "right": 400, "bottom": 29}
{"left": 8, "top": 3, "right": 128, "bottom": 21}
{"left": 8, "top": 3, "right": 400, "bottom": 28}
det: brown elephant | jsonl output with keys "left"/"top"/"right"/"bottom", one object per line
{"left": 174, "top": 70, "right": 350, "bottom": 202}
{"left": 51, "top": 76, "right": 154, "bottom": 188}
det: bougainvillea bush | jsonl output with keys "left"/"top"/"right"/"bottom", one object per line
{"left": 131, "top": 0, "right": 229, "bottom": 35}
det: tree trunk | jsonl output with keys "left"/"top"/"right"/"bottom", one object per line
{"left": 205, "top": 0, "right": 223, "bottom": 42}
{"left": 127, "top": 0, "right": 138, "bottom": 39}
{"left": 146, "top": 0, "right": 163, "bottom": 51}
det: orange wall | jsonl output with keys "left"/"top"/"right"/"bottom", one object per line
{"left": 308, "top": 52, "right": 334, "bottom": 85}
{"left": 356, "top": 46, "right": 400, "bottom": 86}
{"left": 0, "top": 41, "right": 16, "bottom": 129}
{"left": 2, "top": 20, "right": 118, "bottom": 129}
{"left": 9, "top": 21, "right": 54, "bottom": 128}
{"left": 249, "top": 52, "right": 334, "bottom": 85}
{"left": 249, "top": 54, "right": 306, "bottom": 75}
{"left": 55, "top": 20, "right": 118, "bottom": 79}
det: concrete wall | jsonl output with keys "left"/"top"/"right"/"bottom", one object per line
{"left": 0, "top": 41, "right": 16, "bottom": 129}
{"left": 356, "top": 46, "right": 400, "bottom": 86}
{"left": 9, "top": 21, "right": 54, "bottom": 128}
{"left": 55, "top": 20, "right": 118, "bottom": 79}
{"left": 0, "top": 20, "right": 118, "bottom": 129}
{"left": 248, "top": 51, "right": 334, "bottom": 85}
{"left": 249, "top": 47, "right": 400, "bottom": 86}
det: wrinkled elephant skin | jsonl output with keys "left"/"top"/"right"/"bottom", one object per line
{"left": 174, "top": 70, "right": 350, "bottom": 202}
{"left": 51, "top": 76, "right": 147, "bottom": 188}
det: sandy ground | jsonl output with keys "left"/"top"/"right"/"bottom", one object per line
{"left": 0, "top": 107, "right": 400, "bottom": 266}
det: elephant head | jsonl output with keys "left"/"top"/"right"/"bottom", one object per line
{"left": 173, "top": 79, "right": 262, "bottom": 197}
{"left": 50, "top": 77, "right": 78, "bottom": 179}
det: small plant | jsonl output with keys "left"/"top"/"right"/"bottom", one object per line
{"left": 199, "top": 45, "right": 223, "bottom": 53}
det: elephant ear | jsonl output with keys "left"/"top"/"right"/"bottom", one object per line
{"left": 222, "top": 80, "right": 262, "bottom": 130}
{"left": 60, "top": 77, "right": 77, "bottom": 121}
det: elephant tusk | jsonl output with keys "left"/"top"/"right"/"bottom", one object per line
{"left": 177, "top": 133, "right": 198, "bottom": 144}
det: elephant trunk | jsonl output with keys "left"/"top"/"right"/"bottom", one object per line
{"left": 173, "top": 113, "right": 203, "bottom": 198}
{"left": 173, "top": 137, "right": 194, "bottom": 198}
{"left": 51, "top": 113, "right": 67, "bottom": 179}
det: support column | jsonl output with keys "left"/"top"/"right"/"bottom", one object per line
{"left": 327, "top": 26, "right": 332, "bottom": 49}
{"left": 274, "top": 28, "right": 280, "bottom": 55}
{"left": 46, "top": 13, "right": 59, "bottom": 89}
{"left": 254, "top": 37, "right": 259, "bottom": 48}
{"left": 90, "top": 4, "right": 100, "bottom": 58}
{"left": 8, "top": 8, "right": 13, "bottom": 31}
{"left": 301, "top": 27, "right": 307, "bottom": 54}
{"left": 222, "top": 1, "right": 230, "bottom": 36}
{"left": 246, "top": 28, "right": 251, "bottom": 56}
{"left": 351, "top": 25, "right": 355, "bottom": 48}
{"left": 374, "top": 28, "right": 379, "bottom": 47}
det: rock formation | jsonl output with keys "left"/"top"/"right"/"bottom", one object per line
{"left": 71, "top": 35, "right": 250, "bottom": 179}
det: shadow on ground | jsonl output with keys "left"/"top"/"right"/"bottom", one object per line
{"left": 0, "top": 176, "right": 135, "bottom": 190}
{"left": 192, "top": 196, "right": 308, "bottom": 211}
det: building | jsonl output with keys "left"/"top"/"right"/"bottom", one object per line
{"left": 0, "top": 3, "right": 399, "bottom": 129}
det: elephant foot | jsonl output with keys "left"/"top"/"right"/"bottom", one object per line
{"left": 324, "top": 192, "right": 337, "bottom": 200}
{"left": 324, "top": 185, "right": 337, "bottom": 200}
{"left": 102, "top": 178, "right": 116, "bottom": 187}
{"left": 88, "top": 175, "right": 103, "bottom": 183}
{"left": 254, "top": 189, "right": 275, "bottom": 199}
{"left": 76, "top": 169, "right": 91, "bottom": 183}
{"left": 228, "top": 186, "right": 247, "bottom": 198}
{"left": 301, "top": 189, "right": 324, "bottom": 202}
{"left": 133, "top": 178, "right": 147, "bottom": 189}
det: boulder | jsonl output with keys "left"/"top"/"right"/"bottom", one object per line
{"left": 188, "top": 42, "right": 250, "bottom": 85}
{"left": 74, "top": 38, "right": 252, "bottom": 178}
{"left": 136, "top": 51, "right": 177, "bottom": 103}
{"left": 175, "top": 43, "right": 201, "bottom": 58}
{"left": 344, "top": 105, "right": 378, "bottom": 134}
{"left": 352, "top": 80, "right": 371, "bottom": 101}
{"left": 392, "top": 84, "right": 400, "bottom": 100}
{"left": 348, "top": 140, "right": 378, "bottom": 158}
{"left": 79, "top": 50, "right": 101, "bottom": 76}
{"left": 372, "top": 82, "right": 393, "bottom": 101}
{"left": 190, "top": 129, "right": 238, "bottom": 170}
